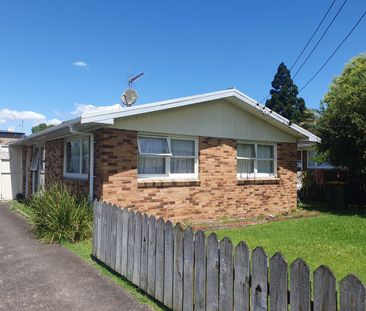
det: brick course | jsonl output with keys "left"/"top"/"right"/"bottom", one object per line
{"left": 28, "top": 128, "right": 297, "bottom": 223}
{"left": 93, "top": 128, "right": 297, "bottom": 223}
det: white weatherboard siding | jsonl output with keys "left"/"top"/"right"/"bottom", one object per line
{"left": 0, "top": 145, "right": 22, "bottom": 200}
{"left": 112, "top": 100, "right": 297, "bottom": 143}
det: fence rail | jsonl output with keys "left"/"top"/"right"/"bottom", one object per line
{"left": 92, "top": 201, "right": 366, "bottom": 311}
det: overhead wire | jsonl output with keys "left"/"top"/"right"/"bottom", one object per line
{"left": 298, "top": 8, "right": 366, "bottom": 94}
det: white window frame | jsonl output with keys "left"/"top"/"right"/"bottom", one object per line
{"left": 137, "top": 135, "right": 199, "bottom": 180}
{"left": 237, "top": 142, "right": 277, "bottom": 179}
{"left": 307, "top": 150, "right": 333, "bottom": 169}
{"left": 63, "top": 135, "right": 89, "bottom": 180}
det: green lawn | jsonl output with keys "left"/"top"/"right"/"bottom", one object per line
{"left": 209, "top": 204, "right": 366, "bottom": 283}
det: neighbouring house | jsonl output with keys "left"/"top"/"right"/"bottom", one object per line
{"left": 0, "top": 130, "right": 24, "bottom": 200}
{"left": 13, "top": 89, "right": 320, "bottom": 223}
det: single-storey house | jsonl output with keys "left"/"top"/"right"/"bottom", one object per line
{"left": 13, "top": 89, "right": 320, "bottom": 222}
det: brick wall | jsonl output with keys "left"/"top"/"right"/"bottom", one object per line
{"left": 94, "top": 128, "right": 297, "bottom": 223}
{"left": 44, "top": 139, "right": 89, "bottom": 195}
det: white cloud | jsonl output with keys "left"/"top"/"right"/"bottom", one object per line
{"left": 46, "top": 118, "right": 62, "bottom": 125}
{"left": 72, "top": 103, "right": 122, "bottom": 116}
{"left": 73, "top": 60, "right": 89, "bottom": 69}
{"left": 7, "top": 127, "right": 15, "bottom": 132}
{"left": 0, "top": 108, "right": 46, "bottom": 122}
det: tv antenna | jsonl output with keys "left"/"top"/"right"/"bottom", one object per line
{"left": 121, "top": 72, "right": 144, "bottom": 107}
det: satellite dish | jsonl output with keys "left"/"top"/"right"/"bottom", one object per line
{"left": 121, "top": 88, "right": 138, "bottom": 106}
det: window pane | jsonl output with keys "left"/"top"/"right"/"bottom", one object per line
{"left": 258, "top": 145, "right": 274, "bottom": 159}
{"left": 238, "top": 144, "right": 255, "bottom": 158}
{"left": 171, "top": 139, "right": 195, "bottom": 156}
{"left": 138, "top": 157, "right": 165, "bottom": 174}
{"left": 258, "top": 160, "right": 274, "bottom": 173}
{"left": 66, "top": 140, "right": 80, "bottom": 173}
{"left": 138, "top": 137, "right": 170, "bottom": 154}
{"left": 171, "top": 158, "right": 194, "bottom": 173}
{"left": 82, "top": 137, "right": 90, "bottom": 174}
{"left": 237, "top": 159, "right": 254, "bottom": 174}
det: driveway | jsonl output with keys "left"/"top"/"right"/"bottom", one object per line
{"left": 0, "top": 204, "right": 150, "bottom": 311}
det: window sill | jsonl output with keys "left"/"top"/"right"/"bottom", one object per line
{"left": 63, "top": 173, "right": 88, "bottom": 181}
{"left": 137, "top": 179, "right": 200, "bottom": 188}
{"left": 237, "top": 178, "right": 280, "bottom": 185}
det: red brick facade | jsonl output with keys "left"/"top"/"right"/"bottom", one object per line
{"left": 93, "top": 128, "right": 297, "bottom": 223}
{"left": 23, "top": 128, "right": 297, "bottom": 223}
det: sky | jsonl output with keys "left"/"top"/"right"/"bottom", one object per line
{"left": 0, "top": 0, "right": 365, "bottom": 134}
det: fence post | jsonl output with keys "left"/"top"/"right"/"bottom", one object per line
{"left": 270, "top": 252, "right": 288, "bottom": 311}
{"left": 251, "top": 247, "right": 268, "bottom": 311}
{"left": 121, "top": 208, "right": 129, "bottom": 276}
{"left": 194, "top": 230, "right": 206, "bottom": 311}
{"left": 234, "top": 241, "right": 250, "bottom": 311}
{"left": 207, "top": 233, "right": 219, "bottom": 311}
{"left": 313, "top": 265, "right": 337, "bottom": 311}
{"left": 340, "top": 274, "right": 366, "bottom": 311}
{"left": 115, "top": 206, "right": 124, "bottom": 275}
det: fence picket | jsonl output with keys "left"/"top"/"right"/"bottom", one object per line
{"left": 313, "top": 266, "right": 337, "bottom": 311}
{"left": 115, "top": 207, "right": 123, "bottom": 274}
{"left": 121, "top": 208, "right": 129, "bottom": 276}
{"left": 110, "top": 205, "right": 118, "bottom": 271}
{"left": 133, "top": 212, "right": 142, "bottom": 286}
{"left": 270, "top": 252, "right": 288, "bottom": 311}
{"left": 140, "top": 214, "right": 149, "bottom": 291}
{"left": 95, "top": 200, "right": 102, "bottom": 259}
{"left": 106, "top": 203, "right": 113, "bottom": 267}
{"left": 173, "top": 224, "right": 184, "bottom": 311}
{"left": 155, "top": 217, "right": 165, "bottom": 303}
{"left": 234, "top": 241, "right": 250, "bottom": 311}
{"left": 127, "top": 211, "right": 135, "bottom": 280}
{"left": 251, "top": 247, "right": 268, "bottom": 311}
{"left": 219, "top": 238, "right": 234, "bottom": 311}
{"left": 92, "top": 200, "right": 98, "bottom": 257}
{"left": 290, "top": 259, "right": 310, "bottom": 311}
{"left": 183, "top": 227, "right": 194, "bottom": 311}
{"left": 340, "top": 274, "right": 366, "bottom": 311}
{"left": 147, "top": 216, "right": 157, "bottom": 296}
{"left": 100, "top": 202, "right": 107, "bottom": 263}
{"left": 194, "top": 230, "right": 206, "bottom": 311}
{"left": 207, "top": 233, "right": 219, "bottom": 311}
{"left": 163, "top": 220, "right": 174, "bottom": 309}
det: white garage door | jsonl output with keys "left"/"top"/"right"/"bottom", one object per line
{"left": 0, "top": 145, "right": 22, "bottom": 200}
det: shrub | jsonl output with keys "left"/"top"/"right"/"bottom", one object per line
{"left": 29, "top": 183, "right": 93, "bottom": 243}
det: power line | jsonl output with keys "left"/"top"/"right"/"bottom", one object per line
{"left": 290, "top": 0, "right": 337, "bottom": 71}
{"left": 299, "top": 8, "right": 366, "bottom": 94}
{"left": 292, "top": 0, "right": 348, "bottom": 79}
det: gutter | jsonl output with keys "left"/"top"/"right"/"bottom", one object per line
{"left": 69, "top": 125, "right": 95, "bottom": 202}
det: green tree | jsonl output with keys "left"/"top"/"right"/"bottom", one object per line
{"left": 265, "top": 62, "right": 306, "bottom": 124}
{"left": 31, "top": 123, "right": 54, "bottom": 133}
{"left": 317, "top": 53, "right": 366, "bottom": 172}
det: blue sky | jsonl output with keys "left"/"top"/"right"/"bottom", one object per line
{"left": 0, "top": 0, "right": 365, "bottom": 134}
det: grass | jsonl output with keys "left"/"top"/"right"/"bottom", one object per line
{"left": 63, "top": 239, "right": 167, "bottom": 311}
{"left": 9, "top": 201, "right": 166, "bottom": 311}
{"left": 209, "top": 203, "right": 366, "bottom": 283}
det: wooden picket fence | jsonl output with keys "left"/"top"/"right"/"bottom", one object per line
{"left": 92, "top": 201, "right": 366, "bottom": 311}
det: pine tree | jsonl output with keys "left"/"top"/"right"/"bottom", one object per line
{"left": 265, "top": 62, "right": 306, "bottom": 124}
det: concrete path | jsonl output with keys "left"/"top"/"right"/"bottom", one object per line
{"left": 0, "top": 204, "right": 151, "bottom": 311}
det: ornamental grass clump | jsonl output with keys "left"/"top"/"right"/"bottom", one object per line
{"left": 29, "top": 183, "right": 93, "bottom": 243}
